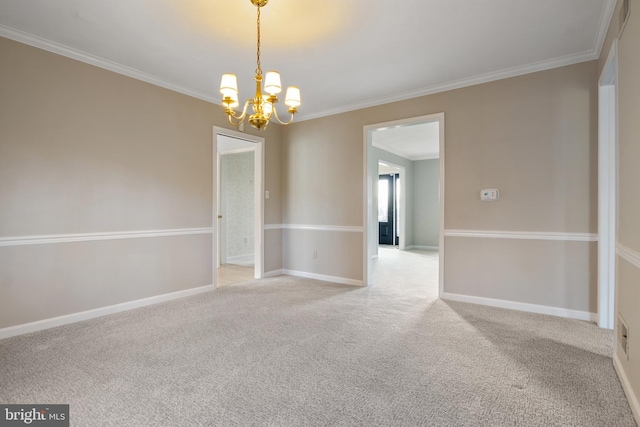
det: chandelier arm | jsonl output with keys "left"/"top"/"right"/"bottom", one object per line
{"left": 225, "top": 99, "right": 254, "bottom": 124}
{"left": 271, "top": 105, "right": 296, "bottom": 125}
{"left": 219, "top": 0, "right": 299, "bottom": 131}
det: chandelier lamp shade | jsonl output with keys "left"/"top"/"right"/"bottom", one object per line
{"left": 219, "top": 0, "right": 301, "bottom": 131}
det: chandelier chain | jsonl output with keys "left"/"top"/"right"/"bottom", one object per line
{"left": 256, "top": 5, "right": 262, "bottom": 76}
{"left": 219, "top": 0, "right": 299, "bottom": 131}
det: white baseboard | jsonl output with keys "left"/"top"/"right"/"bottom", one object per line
{"left": 0, "top": 284, "right": 216, "bottom": 340}
{"left": 263, "top": 269, "right": 284, "bottom": 278}
{"left": 282, "top": 269, "right": 364, "bottom": 287}
{"left": 407, "top": 245, "right": 439, "bottom": 251}
{"left": 441, "top": 292, "right": 597, "bottom": 322}
{"left": 226, "top": 254, "right": 254, "bottom": 264}
{"left": 614, "top": 353, "right": 640, "bottom": 425}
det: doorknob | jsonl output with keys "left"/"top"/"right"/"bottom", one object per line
{"left": 217, "top": 215, "right": 223, "bottom": 219}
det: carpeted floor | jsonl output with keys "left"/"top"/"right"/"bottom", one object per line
{"left": 0, "top": 249, "right": 636, "bottom": 426}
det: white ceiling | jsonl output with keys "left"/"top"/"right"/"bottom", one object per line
{"left": 372, "top": 121, "right": 440, "bottom": 160}
{"left": 0, "top": 0, "right": 615, "bottom": 122}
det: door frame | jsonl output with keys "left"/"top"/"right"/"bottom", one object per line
{"left": 597, "top": 39, "right": 618, "bottom": 330}
{"left": 213, "top": 126, "right": 264, "bottom": 287}
{"left": 363, "top": 113, "right": 445, "bottom": 296}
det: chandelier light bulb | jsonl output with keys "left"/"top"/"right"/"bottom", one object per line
{"left": 262, "top": 97, "right": 273, "bottom": 115}
{"left": 264, "top": 71, "right": 282, "bottom": 95}
{"left": 284, "top": 86, "right": 301, "bottom": 108}
{"left": 220, "top": 74, "right": 238, "bottom": 97}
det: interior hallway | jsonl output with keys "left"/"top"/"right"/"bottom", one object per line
{"left": 371, "top": 246, "right": 439, "bottom": 299}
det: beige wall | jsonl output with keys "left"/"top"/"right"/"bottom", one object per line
{"left": 0, "top": 36, "right": 283, "bottom": 329}
{"left": 283, "top": 61, "right": 598, "bottom": 306}
{"left": 600, "top": 0, "right": 640, "bottom": 419}
{"left": 282, "top": 229, "right": 363, "bottom": 282}
{"left": 446, "top": 238, "right": 597, "bottom": 312}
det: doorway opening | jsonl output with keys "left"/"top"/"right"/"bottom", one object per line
{"left": 378, "top": 162, "right": 402, "bottom": 247}
{"left": 363, "top": 113, "right": 445, "bottom": 297}
{"left": 213, "top": 126, "right": 264, "bottom": 287}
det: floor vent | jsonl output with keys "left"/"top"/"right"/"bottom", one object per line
{"left": 619, "top": 314, "right": 629, "bottom": 359}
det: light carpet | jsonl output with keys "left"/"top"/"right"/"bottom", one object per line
{"left": 0, "top": 249, "right": 636, "bottom": 426}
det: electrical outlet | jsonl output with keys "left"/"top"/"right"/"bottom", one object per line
{"left": 313, "top": 250, "right": 318, "bottom": 260}
{"left": 619, "top": 314, "right": 629, "bottom": 359}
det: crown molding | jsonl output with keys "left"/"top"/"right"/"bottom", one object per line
{"left": 2, "top": 0, "right": 616, "bottom": 123}
{"left": 0, "top": 24, "right": 219, "bottom": 105}
{"left": 297, "top": 49, "right": 599, "bottom": 122}
{"left": 595, "top": 0, "right": 619, "bottom": 58}
{"left": 297, "top": 0, "right": 617, "bottom": 122}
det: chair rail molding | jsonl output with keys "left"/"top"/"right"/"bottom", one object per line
{"left": 444, "top": 229, "right": 598, "bottom": 242}
{"left": 0, "top": 228, "right": 213, "bottom": 247}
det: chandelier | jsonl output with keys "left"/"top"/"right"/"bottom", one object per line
{"left": 219, "top": 0, "right": 301, "bottom": 131}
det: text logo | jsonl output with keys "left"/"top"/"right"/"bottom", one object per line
{"left": 0, "top": 405, "right": 68, "bottom": 426}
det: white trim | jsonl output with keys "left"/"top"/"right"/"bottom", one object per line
{"left": 298, "top": 0, "right": 616, "bottom": 123}
{"left": 614, "top": 354, "right": 640, "bottom": 425}
{"left": 282, "top": 269, "right": 364, "bottom": 287}
{"left": 414, "top": 155, "right": 440, "bottom": 161}
{"left": 265, "top": 224, "right": 364, "bottom": 232}
{"left": 617, "top": 243, "right": 640, "bottom": 269}
{"left": 217, "top": 149, "right": 224, "bottom": 267}
{"left": 263, "top": 269, "right": 283, "bottom": 278}
{"left": 407, "top": 245, "right": 439, "bottom": 251}
{"left": 0, "top": 284, "right": 216, "bottom": 340}
{"left": 444, "top": 229, "right": 598, "bottom": 242}
{"left": 226, "top": 254, "right": 254, "bottom": 265}
{"left": 597, "top": 0, "right": 620, "bottom": 57}
{"left": 0, "top": 0, "right": 615, "bottom": 126}
{"left": 213, "top": 127, "right": 264, "bottom": 284}
{"left": 442, "top": 292, "right": 597, "bottom": 322}
{"left": 0, "top": 25, "right": 217, "bottom": 106}
{"left": 438, "top": 115, "right": 445, "bottom": 298}
{"left": 598, "top": 39, "right": 618, "bottom": 330}
{"left": 219, "top": 146, "right": 255, "bottom": 156}
{"left": 0, "top": 228, "right": 213, "bottom": 247}
{"left": 299, "top": 52, "right": 600, "bottom": 122}
{"left": 281, "top": 224, "right": 364, "bottom": 233}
